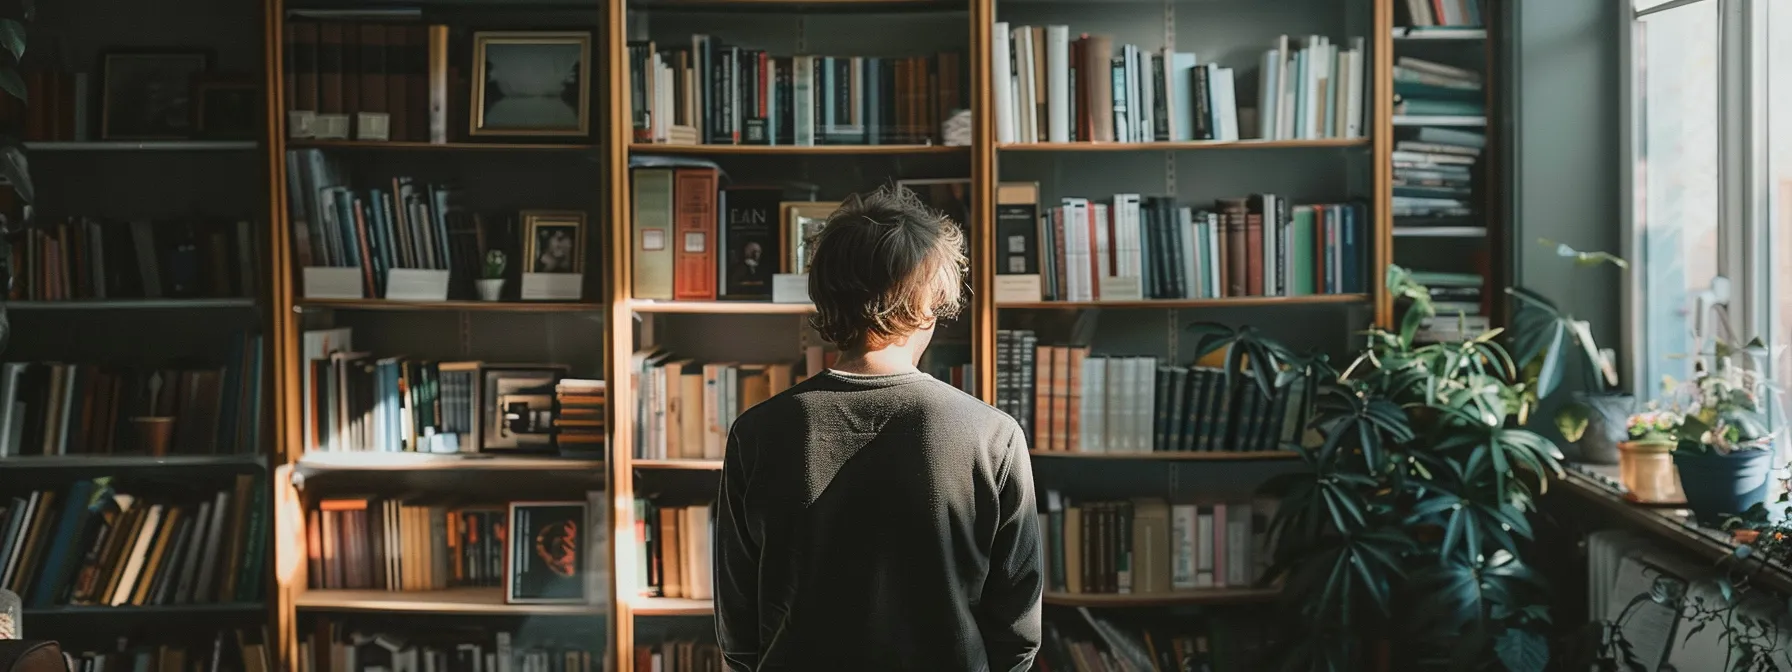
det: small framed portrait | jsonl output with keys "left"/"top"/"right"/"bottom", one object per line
{"left": 507, "top": 501, "right": 588, "bottom": 604}
{"left": 523, "top": 210, "right": 587, "bottom": 274}
{"left": 471, "top": 31, "right": 592, "bottom": 137}
{"left": 192, "top": 75, "right": 258, "bottom": 139}
{"left": 481, "top": 365, "right": 568, "bottom": 452}
{"left": 780, "top": 201, "right": 841, "bottom": 275}
{"left": 102, "top": 51, "right": 211, "bottom": 139}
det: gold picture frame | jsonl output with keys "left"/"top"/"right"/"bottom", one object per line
{"left": 470, "top": 31, "right": 592, "bottom": 137}
{"left": 521, "top": 210, "right": 588, "bottom": 274}
{"left": 781, "top": 201, "right": 841, "bottom": 274}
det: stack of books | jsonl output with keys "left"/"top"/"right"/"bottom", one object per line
{"left": 1, "top": 475, "right": 268, "bottom": 608}
{"left": 994, "top": 331, "right": 1319, "bottom": 454}
{"left": 1392, "top": 127, "right": 1485, "bottom": 224}
{"left": 554, "top": 379, "right": 605, "bottom": 456}
{"left": 303, "top": 625, "right": 599, "bottom": 672}
{"left": 1393, "top": 57, "right": 1484, "bottom": 120}
{"left": 992, "top": 28, "right": 1364, "bottom": 143}
{"left": 1410, "top": 270, "right": 1490, "bottom": 342}
{"left": 1400, "top": 0, "right": 1484, "bottom": 28}
{"left": 9, "top": 218, "right": 260, "bottom": 301}
{"left": 627, "top": 38, "right": 965, "bottom": 146}
{"left": 0, "top": 334, "right": 268, "bottom": 457}
{"left": 283, "top": 21, "right": 450, "bottom": 143}
{"left": 1038, "top": 492, "right": 1272, "bottom": 595}
{"left": 630, "top": 349, "right": 796, "bottom": 461}
{"left": 633, "top": 641, "right": 722, "bottom": 672}
{"left": 300, "top": 353, "right": 478, "bottom": 455}
{"left": 631, "top": 499, "right": 713, "bottom": 601}
{"left": 67, "top": 630, "right": 274, "bottom": 672}
{"left": 307, "top": 500, "right": 505, "bottom": 592}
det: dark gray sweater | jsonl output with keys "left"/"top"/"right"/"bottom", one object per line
{"left": 714, "top": 370, "right": 1043, "bottom": 672}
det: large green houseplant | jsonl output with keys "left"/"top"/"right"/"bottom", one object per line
{"left": 0, "top": 0, "right": 36, "bottom": 354}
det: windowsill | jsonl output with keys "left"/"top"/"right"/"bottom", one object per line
{"left": 1555, "top": 463, "right": 1792, "bottom": 595}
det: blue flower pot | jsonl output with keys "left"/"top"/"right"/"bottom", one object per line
{"left": 1673, "top": 449, "right": 1773, "bottom": 524}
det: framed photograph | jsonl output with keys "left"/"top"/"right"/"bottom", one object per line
{"left": 481, "top": 366, "right": 568, "bottom": 451}
{"left": 471, "top": 31, "right": 592, "bottom": 137}
{"left": 192, "top": 75, "right": 258, "bottom": 139}
{"left": 102, "top": 51, "right": 211, "bottom": 139}
{"left": 522, "top": 210, "right": 587, "bottom": 274}
{"left": 507, "top": 501, "right": 588, "bottom": 604}
{"left": 780, "top": 201, "right": 841, "bottom": 275}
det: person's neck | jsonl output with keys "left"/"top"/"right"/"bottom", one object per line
{"left": 831, "top": 344, "right": 920, "bottom": 376}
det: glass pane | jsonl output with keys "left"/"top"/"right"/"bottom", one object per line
{"left": 1636, "top": 1, "right": 1720, "bottom": 397}
{"left": 1770, "top": 0, "right": 1792, "bottom": 421}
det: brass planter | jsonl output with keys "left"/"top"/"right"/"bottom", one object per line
{"left": 1618, "top": 440, "right": 1686, "bottom": 505}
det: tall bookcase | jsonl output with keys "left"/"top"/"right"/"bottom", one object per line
{"left": 246, "top": 0, "right": 1511, "bottom": 670}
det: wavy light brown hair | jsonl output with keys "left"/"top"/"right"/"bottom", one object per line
{"left": 806, "top": 185, "right": 967, "bottom": 349}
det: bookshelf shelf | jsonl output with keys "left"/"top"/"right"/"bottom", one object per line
{"left": 297, "top": 299, "right": 605, "bottom": 312}
{"left": 6, "top": 298, "right": 257, "bottom": 310}
{"left": 1392, "top": 27, "right": 1486, "bottom": 39}
{"left": 1028, "top": 450, "right": 1298, "bottom": 461}
{"left": 289, "top": 140, "right": 599, "bottom": 151}
{"left": 0, "top": 454, "right": 267, "bottom": 469}
{"left": 629, "top": 143, "right": 963, "bottom": 156}
{"left": 1391, "top": 115, "right": 1486, "bottom": 127}
{"left": 293, "top": 452, "right": 603, "bottom": 478}
{"left": 1392, "top": 226, "right": 1487, "bottom": 238}
{"left": 630, "top": 597, "right": 714, "bottom": 616}
{"left": 25, "top": 141, "right": 258, "bottom": 151}
{"left": 997, "top": 138, "right": 1368, "bottom": 152}
{"left": 1042, "top": 588, "right": 1278, "bottom": 607}
{"left": 997, "top": 294, "right": 1369, "bottom": 310}
{"left": 23, "top": 602, "right": 266, "bottom": 616}
{"left": 633, "top": 459, "right": 723, "bottom": 470}
{"left": 627, "top": 300, "right": 815, "bottom": 314}
{"left": 296, "top": 588, "right": 599, "bottom": 615}
{"left": 630, "top": 0, "right": 964, "bottom": 13}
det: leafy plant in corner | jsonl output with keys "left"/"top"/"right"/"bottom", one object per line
{"left": 0, "top": 0, "right": 36, "bottom": 355}
{"left": 1507, "top": 239, "right": 1628, "bottom": 445}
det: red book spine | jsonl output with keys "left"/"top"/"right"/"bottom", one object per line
{"left": 671, "top": 168, "right": 719, "bottom": 300}
{"left": 1245, "top": 197, "right": 1264, "bottom": 296}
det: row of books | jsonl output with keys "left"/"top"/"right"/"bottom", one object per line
{"left": 630, "top": 349, "right": 796, "bottom": 461}
{"left": 994, "top": 28, "right": 1363, "bottom": 144}
{"left": 629, "top": 168, "right": 803, "bottom": 302}
{"left": 307, "top": 499, "right": 505, "bottom": 592}
{"left": 66, "top": 630, "right": 275, "bottom": 672}
{"left": 8, "top": 70, "right": 86, "bottom": 142}
{"left": 303, "top": 626, "right": 597, "bottom": 672}
{"left": 995, "top": 333, "right": 1316, "bottom": 454}
{"left": 1043, "top": 610, "right": 1271, "bottom": 672}
{"left": 632, "top": 500, "right": 714, "bottom": 600}
{"left": 8, "top": 219, "right": 260, "bottom": 302}
{"left": 1400, "top": 0, "right": 1484, "bottom": 28}
{"left": 1039, "top": 493, "right": 1268, "bottom": 595}
{"left": 555, "top": 378, "right": 606, "bottom": 455}
{"left": 285, "top": 21, "right": 448, "bottom": 143}
{"left": 628, "top": 38, "right": 965, "bottom": 146}
{"left": 1392, "top": 56, "right": 1485, "bottom": 119}
{"left": 1392, "top": 126, "right": 1485, "bottom": 219}
{"left": 1410, "top": 271, "right": 1491, "bottom": 343}
{"left": 998, "top": 187, "right": 1368, "bottom": 302}
{"left": 634, "top": 641, "right": 721, "bottom": 672}
{"left": 0, "top": 336, "right": 268, "bottom": 457}
{"left": 1, "top": 475, "right": 267, "bottom": 608}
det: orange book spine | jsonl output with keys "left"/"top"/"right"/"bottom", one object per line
{"left": 1033, "top": 345, "right": 1054, "bottom": 451}
{"left": 671, "top": 168, "right": 719, "bottom": 301}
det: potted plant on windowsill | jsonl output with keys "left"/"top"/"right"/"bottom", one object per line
{"left": 1665, "top": 344, "right": 1777, "bottom": 524}
{"left": 1512, "top": 239, "right": 1632, "bottom": 465}
{"left": 1616, "top": 409, "right": 1685, "bottom": 504}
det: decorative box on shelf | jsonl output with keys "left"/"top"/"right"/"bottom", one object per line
{"left": 771, "top": 274, "right": 809, "bottom": 304}
{"left": 301, "top": 267, "right": 363, "bottom": 300}
{"left": 384, "top": 269, "right": 450, "bottom": 302}
{"left": 522, "top": 273, "right": 582, "bottom": 301}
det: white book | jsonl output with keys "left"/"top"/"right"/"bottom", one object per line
{"left": 1015, "top": 27, "right": 1037, "bottom": 143}
{"left": 993, "top": 24, "right": 1016, "bottom": 144}
{"left": 1276, "top": 36, "right": 1294, "bottom": 140}
{"left": 1070, "top": 200, "right": 1092, "bottom": 301}
{"left": 1105, "top": 357, "right": 1127, "bottom": 452}
{"left": 1114, "top": 194, "right": 1140, "bottom": 277}
{"left": 1136, "top": 357, "right": 1157, "bottom": 450}
{"left": 1137, "top": 50, "right": 1155, "bottom": 142}
{"left": 1195, "top": 507, "right": 1215, "bottom": 587}
{"left": 794, "top": 57, "right": 815, "bottom": 146}
{"left": 684, "top": 505, "right": 714, "bottom": 599}
{"left": 1092, "top": 204, "right": 1112, "bottom": 282}
{"left": 1168, "top": 52, "right": 1197, "bottom": 141}
{"left": 111, "top": 504, "right": 164, "bottom": 606}
{"left": 1081, "top": 356, "right": 1105, "bottom": 452}
{"left": 1179, "top": 208, "right": 1200, "bottom": 299}
{"left": 1046, "top": 26, "right": 1071, "bottom": 143}
{"left": 1170, "top": 504, "right": 1197, "bottom": 589}
{"left": 1346, "top": 40, "right": 1366, "bottom": 137}
{"left": 1214, "top": 68, "right": 1240, "bottom": 141}
{"left": 1259, "top": 49, "right": 1280, "bottom": 140}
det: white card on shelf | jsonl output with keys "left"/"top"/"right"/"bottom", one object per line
{"left": 1098, "top": 275, "right": 1144, "bottom": 302}
{"left": 355, "top": 113, "right": 391, "bottom": 141}
{"left": 522, "top": 272, "right": 582, "bottom": 300}
{"left": 287, "top": 111, "right": 317, "bottom": 139}
{"left": 302, "top": 267, "right": 363, "bottom": 299}
{"left": 772, "top": 274, "right": 810, "bottom": 303}
{"left": 385, "top": 268, "right": 450, "bottom": 301}
{"left": 994, "top": 274, "right": 1042, "bottom": 303}
{"left": 313, "top": 113, "right": 351, "bottom": 140}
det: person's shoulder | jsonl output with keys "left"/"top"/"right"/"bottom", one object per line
{"left": 915, "top": 377, "right": 1019, "bottom": 425}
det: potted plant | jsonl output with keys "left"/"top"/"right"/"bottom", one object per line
{"left": 1511, "top": 239, "right": 1632, "bottom": 465}
{"left": 1664, "top": 344, "right": 1776, "bottom": 523}
{"left": 1616, "top": 409, "right": 1684, "bottom": 504}
{"left": 477, "top": 250, "right": 507, "bottom": 301}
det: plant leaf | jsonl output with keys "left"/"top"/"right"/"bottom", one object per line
{"left": 1493, "top": 629, "right": 1549, "bottom": 672}
{"left": 0, "top": 20, "right": 25, "bottom": 62}
{"left": 0, "top": 141, "right": 33, "bottom": 205}
{"left": 1556, "top": 402, "right": 1591, "bottom": 443}
{"left": 0, "top": 68, "right": 25, "bottom": 104}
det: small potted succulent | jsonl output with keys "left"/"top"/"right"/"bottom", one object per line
{"left": 477, "top": 250, "right": 507, "bottom": 301}
{"left": 1617, "top": 409, "right": 1684, "bottom": 504}
{"left": 1667, "top": 343, "right": 1777, "bottom": 523}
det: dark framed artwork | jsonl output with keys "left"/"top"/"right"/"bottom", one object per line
{"left": 192, "top": 75, "right": 258, "bottom": 139}
{"left": 470, "top": 31, "right": 592, "bottom": 137}
{"left": 101, "top": 51, "right": 211, "bottom": 140}
{"left": 480, "top": 365, "right": 567, "bottom": 452}
{"left": 521, "top": 210, "right": 586, "bottom": 274}
{"left": 506, "top": 501, "right": 588, "bottom": 604}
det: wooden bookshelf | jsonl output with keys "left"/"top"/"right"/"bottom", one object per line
{"left": 627, "top": 300, "right": 815, "bottom": 314}
{"left": 296, "top": 588, "right": 600, "bottom": 615}
{"left": 628, "top": 143, "right": 963, "bottom": 155}
{"left": 289, "top": 140, "right": 598, "bottom": 151}
{"left": 1028, "top": 450, "right": 1299, "bottom": 461}
{"left": 997, "top": 138, "right": 1369, "bottom": 152}
{"left": 6, "top": 298, "right": 258, "bottom": 310}
{"left": 24, "top": 141, "right": 259, "bottom": 151}
{"left": 629, "top": 597, "right": 715, "bottom": 616}
{"left": 997, "top": 294, "right": 1369, "bottom": 310}
{"left": 1042, "top": 588, "right": 1279, "bottom": 607}
{"left": 632, "top": 458, "right": 724, "bottom": 470}
{"left": 296, "top": 298, "right": 605, "bottom": 312}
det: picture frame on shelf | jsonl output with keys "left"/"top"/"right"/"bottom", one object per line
{"left": 101, "top": 50, "right": 211, "bottom": 140}
{"left": 780, "top": 201, "right": 840, "bottom": 275}
{"left": 480, "top": 365, "right": 568, "bottom": 452}
{"left": 470, "top": 31, "right": 592, "bottom": 137}
{"left": 507, "top": 501, "right": 589, "bottom": 604}
{"left": 192, "top": 74, "right": 258, "bottom": 139}
{"left": 522, "top": 210, "right": 587, "bottom": 274}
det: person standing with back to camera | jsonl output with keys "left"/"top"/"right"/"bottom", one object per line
{"left": 713, "top": 185, "right": 1043, "bottom": 672}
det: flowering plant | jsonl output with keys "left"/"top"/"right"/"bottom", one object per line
{"left": 1625, "top": 410, "right": 1681, "bottom": 443}
{"left": 1661, "top": 340, "right": 1776, "bottom": 455}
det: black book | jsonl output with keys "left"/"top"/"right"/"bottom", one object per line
{"left": 719, "top": 187, "right": 783, "bottom": 299}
